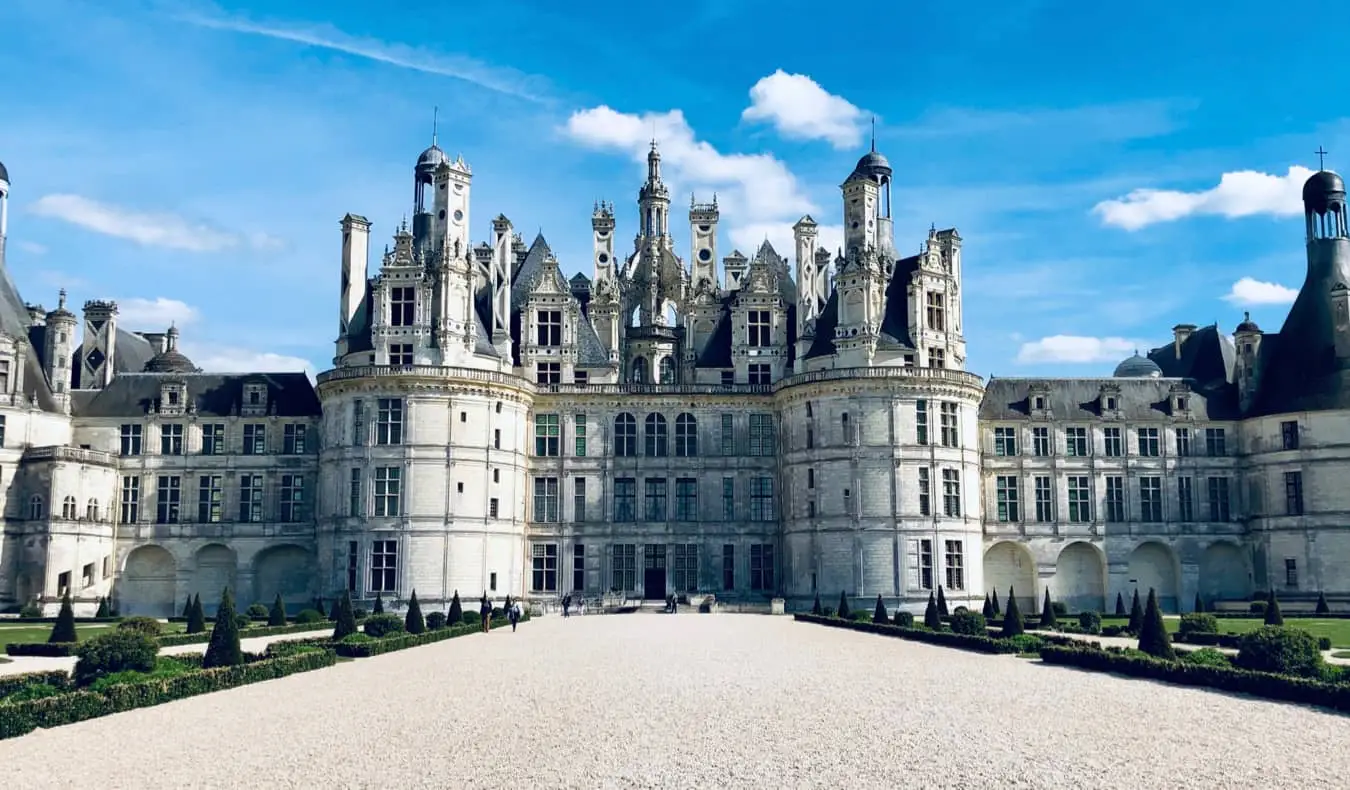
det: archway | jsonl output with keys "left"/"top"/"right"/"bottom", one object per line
{"left": 1055, "top": 542, "right": 1106, "bottom": 613}
{"left": 120, "top": 545, "right": 176, "bottom": 617}
{"left": 194, "top": 544, "right": 238, "bottom": 612}
{"left": 1128, "top": 541, "right": 1179, "bottom": 613}
{"left": 1199, "top": 541, "right": 1251, "bottom": 605}
{"left": 983, "top": 541, "right": 1036, "bottom": 613}
{"left": 252, "top": 544, "right": 316, "bottom": 610}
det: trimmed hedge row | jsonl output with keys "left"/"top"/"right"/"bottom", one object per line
{"left": 0, "top": 649, "right": 336, "bottom": 740}
{"left": 0, "top": 670, "right": 70, "bottom": 700}
{"left": 793, "top": 613, "right": 1058, "bottom": 654}
{"left": 1040, "top": 644, "right": 1350, "bottom": 713}
{"left": 1174, "top": 631, "right": 1335, "bottom": 651}
{"left": 2, "top": 617, "right": 123, "bottom": 624}
{"left": 4, "top": 642, "right": 77, "bottom": 657}
{"left": 156, "top": 619, "right": 355, "bottom": 647}
{"left": 334, "top": 614, "right": 520, "bottom": 658}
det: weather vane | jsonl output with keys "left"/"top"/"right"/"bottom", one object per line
{"left": 1316, "top": 146, "right": 1328, "bottom": 170}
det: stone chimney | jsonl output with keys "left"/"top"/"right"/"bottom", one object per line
{"left": 1172, "top": 324, "right": 1197, "bottom": 359}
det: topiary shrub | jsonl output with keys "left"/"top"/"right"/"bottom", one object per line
{"left": 893, "top": 610, "right": 914, "bottom": 628}
{"left": 1250, "top": 600, "right": 1268, "bottom": 616}
{"left": 1179, "top": 612, "right": 1218, "bottom": 636}
{"left": 246, "top": 603, "right": 269, "bottom": 619}
{"left": 373, "top": 594, "right": 385, "bottom": 615}
{"left": 1181, "top": 647, "right": 1231, "bottom": 667}
{"left": 991, "top": 588, "right": 1000, "bottom": 616}
{"left": 1193, "top": 592, "right": 1204, "bottom": 613}
{"left": 186, "top": 594, "right": 205, "bottom": 634}
{"left": 181, "top": 595, "right": 193, "bottom": 619}
{"left": 234, "top": 614, "right": 252, "bottom": 630}
{"left": 73, "top": 630, "right": 158, "bottom": 686}
{"left": 1136, "top": 588, "right": 1175, "bottom": 660}
{"left": 426, "top": 611, "right": 447, "bottom": 630}
{"left": 1077, "top": 610, "right": 1101, "bottom": 635}
{"left": 268, "top": 594, "right": 287, "bottom": 626}
{"left": 19, "top": 601, "right": 41, "bottom": 619}
{"left": 314, "top": 597, "right": 327, "bottom": 618}
{"left": 850, "top": 609, "right": 873, "bottom": 622}
{"left": 949, "top": 609, "right": 987, "bottom": 636}
{"left": 333, "top": 590, "right": 358, "bottom": 641}
{"left": 1002, "top": 634, "right": 1043, "bottom": 654}
{"left": 447, "top": 590, "right": 462, "bottom": 624}
{"left": 1316, "top": 591, "right": 1331, "bottom": 616}
{"left": 1236, "top": 626, "right": 1323, "bottom": 678}
{"left": 1114, "top": 592, "right": 1126, "bottom": 616}
{"left": 872, "top": 594, "right": 888, "bottom": 624}
{"left": 937, "top": 586, "right": 949, "bottom": 617}
{"left": 811, "top": 593, "right": 822, "bottom": 616}
{"left": 1040, "top": 588, "right": 1058, "bottom": 629}
{"left": 1127, "top": 590, "right": 1144, "bottom": 634}
{"left": 95, "top": 596, "right": 111, "bottom": 618}
{"left": 203, "top": 588, "right": 243, "bottom": 669}
{"left": 49, "top": 590, "right": 77, "bottom": 644}
{"left": 1264, "top": 589, "right": 1284, "bottom": 626}
{"left": 1002, "top": 587, "right": 1024, "bottom": 638}
{"left": 116, "top": 616, "right": 162, "bottom": 637}
{"left": 293, "top": 608, "right": 324, "bottom": 624}
{"left": 836, "top": 591, "right": 851, "bottom": 620}
{"left": 982, "top": 594, "right": 993, "bottom": 619}
{"left": 363, "top": 613, "right": 405, "bottom": 638}
{"left": 461, "top": 610, "right": 481, "bottom": 625}
{"left": 405, "top": 590, "right": 426, "bottom": 635}
{"left": 923, "top": 592, "right": 942, "bottom": 630}
{"left": 353, "top": 608, "right": 369, "bottom": 620}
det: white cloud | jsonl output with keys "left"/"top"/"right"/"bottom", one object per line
{"left": 1223, "top": 276, "right": 1298, "bottom": 306}
{"left": 741, "top": 70, "right": 866, "bottom": 149}
{"left": 1016, "top": 335, "right": 1140, "bottom": 364}
{"left": 28, "top": 194, "right": 281, "bottom": 253}
{"left": 1093, "top": 166, "right": 1313, "bottom": 230}
{"left": 15, "top": 240, "right": 47, "bottom": 255}
{"left": 114, "top": 297, "right": 200, "bottom": 330}
{"left": 182, "top": 344, "right": 314, "bottom": 375}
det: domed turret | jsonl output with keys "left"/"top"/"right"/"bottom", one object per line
{"left": 849, "top": 149, "right": 892, "bottom": 183}
{"left": 416, "top": 144, "right": 449, "bottom": 171}
{"left": 1113, "top": 350, "right": 1163, "bottom": 378}
{"left": 143, "top": 325, "right": 199, "bottom": 374}
{"left": 1235, "top": 311, "right": 1261, "bottom": 334}
{"left": 1303, "top": 170, "right": 1345, "bottom": 214}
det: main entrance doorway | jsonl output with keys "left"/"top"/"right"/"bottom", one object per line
{"left": 643, "top": 544, "right": 667, "bottom": 600}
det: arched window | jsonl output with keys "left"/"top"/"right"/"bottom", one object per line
{"left": 675, "top": 413, "right": 698, "bottom": 457}
{"left": 29, "top": 495, "right": 44, "bottom": 520}
{"left": 86, "top": 498, "right": 99, "bottom": 521}
{"left": 645, "top": 413, "right": 668, "bottom": 457}
{"left": 61, "top": 496, "right": 77, "bottom": 519}
{"left": 842, "top": 412, "right": 853, "bottom": 444}
{"left": 805, "top": 401, "right": 813, "bottom": 418}
{"left": 614, "top": 413, "right": 637, "bottom": 457}
{"left": 659, "top": 356, "right": 675, "bottom": 384}
{"left": 630, "top": 357, "right": 649, "bottom": 384}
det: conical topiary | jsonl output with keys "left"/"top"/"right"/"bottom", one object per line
{"left": 937, "top": 586, "right": 949, "bottom": 617}
{"left": 268, "top": 593, "right": 287, "bottom": 626}
{"left": 405, "top": 590, "right": 426, "bottom": 634}
{"left": 1137, "top": 587, "right": 1175, "bottom": 659}
{"left": 837, "top": 591, "right": 851, "bottom": 619}
{"left": 1128, "top": 590, "right": 1143, "bottom": 634}
{"left": 373, "top": 593, "right": 385, "bottom": 615}
{"left": 811, "top": 592, "right": 822, "bottom": 616}
{"left": 1002, "top": 586, "right": 1024, "bottom": 637}
{"left": 1115, "top": 591, "right": 1126, "bottom": 616}
{"left": 992, "top": 588, "right": 1001, "bottom": 616}
{"left": 315, "top": 597, "right": 327, "bottom": 618}
{"left": 448, "top": 590, "right": 462, "bottom": 624}
{"left": 186, "top": 593, "right": 206, "bottom": 634}
{"left": 872, "top": 594, "right": 888, "bottom": 624}
{"left": 333, "top": 589, "right": 358, "bottom": 641}
{"left": 202, "top": 588, "right": 243, "bottom": 668}
{"left": 49, "top": 589, "right": 77, "bottom": 643}
{"left": 1264, "top": 588, "right": 1283, "bottom": 626}
{"left": 95, "top": 595, "right": 110, "bottom": 618}
{"left": 1316, "top": 591, "right": 1331, "bottom": 616}
{"left": 1040, "top": 588, "right": 1057, "bottom": 629}
{"left": 924, "top": 591, "right": 942, "bottom": 630}
{"left": 1193, "top": 591, "right": 1204, "bottom": 613}
{"left": 182, "top": 595, "right": 193, "bottom": 618}
{"left": 982, "top": 594, "right": 993, "bottom": 619}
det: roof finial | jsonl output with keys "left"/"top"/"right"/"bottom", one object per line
{"left": 1316, "top": 145, "right": 1329, "bottom": 171}
{"left": 58, "top": 288, "right": 66, "bottom": 309}
{"left": 432, "top": 106, "right": 439, "bottom": 146}
{"left": 870, "top": 116, "right": 876, "bottom": 152}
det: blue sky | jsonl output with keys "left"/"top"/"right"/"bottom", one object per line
{"left": 0, "top": 0, "right": 1346, "bottom": 377}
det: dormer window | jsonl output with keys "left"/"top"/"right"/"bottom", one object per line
{"left": 1033, "top": 396, "right": 1046, "bottom": 411}
{"left": 747, "top": 310, "right": 771, "bottom": 347}
{"left": 160, "top": 382, "right": 187, "bottom": 415}
{"left": 242, "top": 383, "right": 268, "bottom": 417}
{"left": 389, "top": 286, "right": 415, "bottom": 327}
{"left": 536, "top": 310, "right": 562, "bottom": 346}
{"left": 1106, "top": 396, "right": 1118, "bottom": 411}
{"left": 0, "top": 358, "right": 10, "bottom": 393}
{"left": 1176, "top": 396, "right": 1189, "bottom": 412}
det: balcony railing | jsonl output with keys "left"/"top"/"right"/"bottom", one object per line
{"left": 21, "top": 446, "right": 118, "bottom": 467}
{"left": 776, "top": 366, "right": 985, "bottom": 390}
{"left": 316, "top": 365, "right": 526, "bottom": 387}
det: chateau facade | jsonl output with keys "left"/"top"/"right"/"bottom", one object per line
{"left": 0, "top": 148, "right": 1345, "bottom": 617}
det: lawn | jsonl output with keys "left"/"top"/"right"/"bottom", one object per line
{"left": 0, "top": 621, "right": 187, "bottom": 651}
{"left": 1099, "top": 616, "right": 1350, "bottom": 648}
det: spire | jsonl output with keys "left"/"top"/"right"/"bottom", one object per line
{"left": 870, "top": 116, "right": 876, "bottom": 152}
{"left": 58, "top": 289, "right": 66, "bottom": 310}
{"left": 432, "top": 106, "right": 439, "bottom": 146}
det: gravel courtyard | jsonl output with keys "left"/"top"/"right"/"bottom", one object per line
{"left": 2, "top": 614, "right": 1348, "bottom": 789}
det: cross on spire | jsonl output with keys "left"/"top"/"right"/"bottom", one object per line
{"left": 1316, "top": 146, "right": 1329, "bottom": 170}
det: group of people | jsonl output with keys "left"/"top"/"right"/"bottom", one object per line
{"left": 479, "top": 594, "right": 524, "bottom": 633}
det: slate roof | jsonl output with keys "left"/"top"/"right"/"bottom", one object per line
{"left": 71, "top": 373, "right": 320, "bottom": 418}
{"left": 804, "top": 252, "right": 921, "bottom": 360}
{"left": 1246, "top": 255, "right": 1350, "bottom": 416}
{"left": 979, "top": 377, "right": 1233, "bottom": 421}
{"left": 0, "top": 258, "right": 59, "bottom": 411}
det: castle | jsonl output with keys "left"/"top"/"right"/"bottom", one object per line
{"left": 0, "top": 142, "right": 1345, "bottom": 617}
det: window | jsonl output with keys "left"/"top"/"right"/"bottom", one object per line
{"left": 283, "top": 424, "right": 307, "bottom": 454}
{"left": 994, "top": 427, "right": 1018, "bottom": 456}
{"left": 843, "top": 488, "right": 853, "bottom": 515}
{"left": 722, "top": 544, "right": 735, "bottom": 591}
{"left": 1033, "top": 395, "right": 1047, "bottom": 411}
{"left": 120, "top": 424, "right": 143, "bottom": 456}
{"left": 1137, "top": 427, "right": 1160, "bottom": 457}
{"left": 750, "top": 543, "right": 774, "bottom": 591}
{"left": 574, "top": 414, "right": 587, "bottom": 456}
{"left": 614, "top": 414, "right": 637, "bottom": 457}
{"left": 944, "top": 540, "right": 964, "bottom": 591}
{"left": 349, "top": 469, "right": 363, "bottom": 517}
{"left": 0, "top": 414, "right": 5, "bottom": 445}
{"left": 807, "top": 500, "right": 816, "bottom": 517}
{"left": 493, "top": 429, "right": 501, "bottom": 450}
{"left": 239, "top": 475, "right": 263, "bottom": 522}
{"left": 918, "top": 468, "right": 931, "bottom": 516}
{"left": 614, "top": 478, "right": 636, "bottom": 521}
{"left": 574, "top": 370, "right": 588, "bottom": 386}
{"left": 371, "top": 540, "right": 397, "bottom": 592}
{"left": 750, "top": 477, "right": 775, "bottom": 522}
{"left": 722, "top": 477, "right": 735, "bottom": 520}
{"left": 1032, "top": 427, "right": 1050, "bottom": 457}
{"left": 1176, "top": 427, "right": 1192, "bottom": 457}
{"left": 1066, "top": 427, "right": 1088, "bottom": 457}
{"left": 389, "top": 343, "right": 413, "bottom": 366}
{"left": 673, "top": 544, "right": 698, "bottom": 593}
{"left": 644, "top": 478, "right": 667, "bottom": 521}
{"left": 534, "top": 414, "right": 560, "bottom": 456}
{"left": 58, "top": 571, "right": 70, "bottom": 596}
{"left": 926, "top": 292, "right": 945, "bottom": 332}
{"left": 747, "top": 309, "right": 771, "bottom": 346}
{"left": 61, "top": 496, "right": 76, "bottom": 520}
{"left": 198, "top": 475, "right": 223, "bottom": 523}
{"left": 995, "top": 476, "right": 1020, "bottom": 522}
{"left": 1103, "top": 427, "right": 1123, "bottom": 457}
{"left": 573, "top": 477, "right": 586, "bottom": 522}
{"left": 160, "top": 424, "right": 183, "bottom": 455}
{"left": 720, "top": 413, "right": 735, "bottom": 455}
{"left": 664, "top": 356, "right": 681, "bottom": 384}
{"left": 573, "top": 544, "right": 585, "bottom": 592}
{"left": 1139, "top": 477, "right": 1163, "bottom": 522}
{"left": 489, "top": 498, "right": 499, "bottom": 517}
{"left": 1285, "top": 558, "right": 1298, "bottom": 589}
{"left": 918, "top": 539, "right": 934, "bottom": 590}
{"left": 916, "top": 400, "right": 929, "bottom": 445}
{"left": 156, "top": 475, "right": 181, "bottom": 524}
{"left": 806, "top": 424, "right": 814, "bottom": 449}
{"left": 612, "top": 544, "right": 637, "bottom": 591}
{"left": 374, "top": 467, "right": 402, "bottom": 517}
{"left": 536, "top": 362, "right": 561, "bottom": 384}
{"left": 675, "top": 478, "right": 698, "bottom": 520}
{"left": 1034, "top": 477, "right": 1052, "bottom": 522}
{"left": 929, "top": 347, "right": 945, "bottom": 368}
{"left": 842, "top": 413, "right": 853, "bottom": 444}
{"left": 1207, "top": 476, "right": 1230, "bottom": 521}
{"left": 82, "top": 562, "right": 94, "bottom": 588}
{"left": 1281, "top": 420, "right": 1300, "bottom": 450}
{"left": 941, "top": 469, "right": 961, "bottom": 517}
{"left": 347, "top": 541, "right": 359, "bottom": 592}
{"left": 675, "top": 413, "right": 698, "bottom": 457}
{"left": 1105, "top": 395, "right": 1118, "bottom": 411}
{"left": 85, "top": 498, "right": 99, "bottom": 521}
{"left": 280, "top": 474, "right": 305, "bottom": 523}
{"left": 28, "top": 495, "right": 43, "bottom": 520}
{"left": 631, "top": 357, "right": 649, "bottom": 384}
{"left": 1105, "top": 476, "right": 1125, "bottom": 522}
{"left": 533, "top": 477, "right": 559, "bottom": 523}
{"left": 939, "top": 403, "right": 958, "bottom": 448}
{"left": 120, "top": 477, "right": 140, "bottom": 524}
{"left": 1066, "top": 476, "right": 1091, "bottom": 523}
{"left": 747, "top": 363, "right": 771, "bottom": 385}
{"left": 807, "top": 468, "right": 815, "bottom": 490}
{"left": 1205, "top": 428, "right": 1227, "bottom": 457}
{"left": 531, "top": 543, "right": 558, "bottom": 592}
{"left": 244, "top": 424, "right": 266, "bottom": 455}
{"left": 0, "top": 360, "right": 7, "bottom": 393}
{"left": 645, "top": 413, "right": 668, "bottom": 457}
{"left": 389, "top": 286, "right": 415, "bottom": 327}
{"left": 1177, "top": 476, "right": 1194, "bottom": 522}
{"left": 352, "top": 400, "right": 366, "bottom": 446}
{"left": 536, "top": 310, "right": 562, "bottom": 346}
{"left": 748, "top": 413, "right": 774, "bottom": 456}
{"left": 376, "top": 398, "right": 404, "bottom": 445}
{"left": 1284, "top": 471, "right": 1304, "bottom": 516}
{"left": 721, "top": 370, "right": 734, "bottom": 386}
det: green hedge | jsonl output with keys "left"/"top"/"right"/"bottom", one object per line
{"left": 334, "top": 615, "right": 519, "bottom": 658}
{"left": 795, "top": 613, "right": 1028, "bottom": 654}
{"left": 4, "top": 642, "right": 78, "bottom": 657}
{"left": 0, "top": 650, "right": 335, "bottom": 740}
{"left": 0, "top": 671, "right": 71, "bottom": 700}
{"left": 5, "top": 616, "right": 123, "bottom": 624}
{"left": 1175, "top": 631, "right": 1334, "bottom": 651}
{"left": 155, "top": 619, "right": 358, "bottom": 647}
{"left": 1040, "top": 644, "right": 1350, "bottom": 713}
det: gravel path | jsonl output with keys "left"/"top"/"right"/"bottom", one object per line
{"left": 2, "top": 614, "right": 1349, "bottom": 788}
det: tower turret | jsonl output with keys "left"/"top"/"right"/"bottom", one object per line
{"left": 592, "top": 201, "right": 616, "bottom": 286}
{"left": 723, "top": 250, "right": 748, "bottom": 291}
{"left": 793, "top": 215, "right": 823, "bottom": 371}
{"left": 689, "top": 194, "right": 719, "bottom": 292}
{"left": 80, "top": 299, "right": 118, "bottom": 390}
{"left": 431, "top": 154, "right": 472, "bottom": 262}
{"left": 44, "top": 290, "right": 77, "bottom": 404}
{"left": 338, "top": 214, "right": 371, "bottom": 359}
{"left": 637, "top": 142, "right": 671, "bottom": 244}
{"left": 1234, "top": 311, "right": 1264, "bottom": 410}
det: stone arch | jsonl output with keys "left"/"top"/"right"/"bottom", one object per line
{"left": 119, "top": 545, "right": 176, "bottom": 617}
{"left": 252, "top": 544, "right": 315, "bottom": 609}
{"left": 658, "top": 355, "right": 675, "bottom": 384}
{"left": 1199, "top": 541, "right": 1251, "bottom": 604}
{"left": 194, "top": 543, "right": 238, "bottom": 612}
{"left": 1128, "top": 541, "right": 1180, "bottom": 613}
{"left": 1054, "top": 541, "right": 1106, "bottom": 613}
{"left": 630, "top": 356, "right": 649, "bottom": 384}
{"left": 984, "top": 541, "right": 1036, "bottom": 612}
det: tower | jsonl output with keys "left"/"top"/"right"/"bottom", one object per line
{"left": 1233, "top": 312, "right": 1263, "bottom": 410}
{"left": 592, "top": 201, "right": 616, "bottom": 286}
{"left": 1303, "top": 167, "right": 1350, "bottom": 361}
{"left": 339, "top": 214, "right": 371, "bottom": 342}
{"left": 793, "top": 216, "right": 823, "bottom": 370}
{"left": 432, "top": 155, "right": 473, "bottom": 262}
{"left": 412, "top": 112, "right": 448, "bottom": 254}
{"left": 0, "top": 159, "right": 8, "bottom": 262}
{"left": 80, "top": 299, "right": 118, "bottom": 390}
{"left": 44, "top": 290, "right": 76, "bottom": 404}
{"left": 909, "top": 226, "right": 967, "bottom": 370}
{"left": 637, "top": 142, "right": 671, "bottom": 246}
{"left": 689, "top": 195, "right": 719, "bottom": 292}
{"left": 490, "top": 214, "right": 514, "bottom": 356}
{"left": 841, "top": 140, "right": 893, "bottom": 256}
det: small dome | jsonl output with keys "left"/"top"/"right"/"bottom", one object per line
{"left": 1235, "top": 311, "right": 1261, "bottom": 333}
{"left": 849, "top": 149, "right": 892, "bottom": 183}
{"left": 45, "top": 289, "right": 75, "bottom": 323}
{"left": 1114, "top": 351, "right": 1163, "bottom": 378}
{"left": 416, "top": 144, "right": 449, "bottom": 169}
{"left": 1303, "top": 170, "right": 1345, "bottom": 213}
{"left": 143, "top": 326, "right": 198, "bottom": 374}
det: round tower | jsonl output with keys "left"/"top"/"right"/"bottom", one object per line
{"left": 44, "top": 290, "right": 77, "bottom": 396}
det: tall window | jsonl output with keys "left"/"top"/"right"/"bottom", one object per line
{"left": 573, "top": 544, "right": 586, "bottom": 592}
{"left": 85, "top": 499, "right": 99, "bottom": 521}
{"left": 1032, "top": 427, "right": 1050, "bottom": 457}
{"left": 915, "top": 400, "right": 929, "bottom": 445}
{"left": 918, "top": 539, "right": 934, "bottom": 590}
{"left": 1205, "top": 428, "right": 1227, "bottom": 457}
{"left": 1286, "top": 558, "right": 1299, "bottom": 589}
{"left": 574, "top": 414, "right": 587, "bottom": 456}
{"left": 1281, "top": 420, "right": 1300, "bottom": 451}
{"left": 244, "top": 424, "right": 266, "bottom": 455}
{"left": 0, "top": 360, "right": 8, "bottom": 393}
{"left": 534, "top": 414, "right": 560, "bottom": 456}
{"left": 645, "top": 413, "right": 668, "bottom": 457}
{"left": 644, "top": 478, "right": 667, "bottom": 521}
{"left": 283, "top": 424, "right": 307, "bottom": 454}
{"left": 674, "top": 413, "right": 698, "bottom": 456}
{"left": 720, "top": 413, "right": 735, "bottom": 455}
{"left": 612, "top": 544, "right": 637, "bottom": 591}
{"left": 722, "top": 477, "right": 735, "bottom": 520}
{"left": 573, "top": 477, "right": 586, "bottom": 522}
{"left": 926, "top": 292, "right": 945, "bottom": 332}
{"left": 1105, "top": 476, "right": 1125, "bottom": 522}
{"left": 1285, "top": 471, "right": 1304, "bottom": 516}
{"left": 1103, "top": 427, "right": 1123, "bottom": 457}
{"left": 531, "top": 543, "right": 559, "bottom": 591}
{"left": 994, "top": 427, "right": 1018, "bottom": 456}
{"left": 536, "top": 363, "right": 561, "bottom": 384}
{"left": 389, "top": 343, "right": 413, "bottom": 366}
{"left": 1034, "top": 477, "right": 1052, "bottom": 522}
{"left": 750, "top": 477, "right": 775, "bottom": 522}
{"left": 941, "top": 469, "right": 961, "bottom": 517}
{"left": 120, "top": 477, "right": 140, "bottom": 524}
{"left": 614, "top": 414, "right": 637, "bottom": 457}
{"left": 370, "top": 540, "right": 397, "bottom": 592}
{"left": 536, "top": 310, "right": 562, "bottom": 346}
{"left": 1137, "top": 427, "right": 1160, "bottom": 457}
{"left": 675, "top": 478, "right": 698, "bottom": 520}
{"left": 352, "top": 400, "right": 366, "bottom": 446}
{"left": 280, "top": 474, "right": 305, "bottom": 523}
{"left": 659, "top": 356, "right": 676, "bottom": 384}
{"left": 374, "top": 467, "right": 402, "bottom": 517}
{"left": 747, "top": 363, "right": 770, "bottom": 385}
{"left": 376, "top": 398, "right": 404, "bottom": 445}
{"left": 673, "top": 544, "right": 698, "bottom": 593}
{"left": 28, "top": 495, "right": 43, "bottom": 520}
{"left": 1139, "top": 476, "right": 1163, "bottom": 522}
{"left": 347, "top": 541, "right": 359, "bottom": 592}
{"left": 929, "top": 347, "right": 946, "bottom": 368}
{"left": 1207, "top": 476, "right": 1230, "bottom": 521}
{"left": 613, "top": 478, "right": 636, "bottom": 521}
{"left": 389, "top": 286, "right": 415, "bottom": 327}
{"left": 996, "top": 476, "right": 1019, "bottom": 522}
{"left": 722, "top": 544, "right": 735, "bottom": 591}
{"left": 748, "top": 413, "right": 774, "bottom": 456}
{"left": 239, "top": 475, "right": 263, "bottom": 522}
{"left": 1177, "top": 476, "right": 1194, "bottom": 522}
{"left": 1066, "top": 476, "right": 1090, "bottom": 523}
{"left": 918, "top": 468, "right": 931, "bottom": 516}
{"left": 198, "top": 475, "right": 222, "bottom": 523}
{"left": 533, "top": 477, "right": 559, "bottom": 523}
{"left": 156, "top": 475, "right": 181, "bottom": 524}
{"left": 120, "top": 424, "right": 143, "bottom": 456}
{"left": 841, "top": 412, "right": 854, "bottom": 445}
{"left": 944, "top": 540, "right": 964, "bottom": 590}
{"left": 750, "top": 543, "right": 774, "bottom": 591}
{"left": 160, "top": 424, "right": 183, "bottom": 455}
{"left": 61, "top": 496, "right": 76, "bottom": 520}
{"left": 747, "top": 310, "right": 771, "bottom": 346}
{"left": 1176, "top": 427, "right": 1192, "bottom": 457}
{"left": 1065, "top": 427, "right": 1088, "bottom": 457}
{"left": 349, "top": 468, "right": 362, "bottom": 517}
{"left": 939, "top": 403, "right": 958, "bottom": 448}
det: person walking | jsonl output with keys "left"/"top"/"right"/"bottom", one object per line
{"left": 480, "top": 594, "right": 492, "bottom": 633}
{"left": 562, "top": 594, "right": 572, "bottom": 618}
{"left": 509, "top": 600, "right": 521, "bottom": 632}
